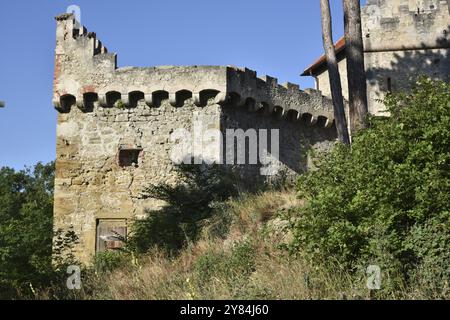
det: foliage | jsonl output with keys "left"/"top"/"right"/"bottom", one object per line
{"left": 2, "top": 79, "right": 448, "bottom": 300}
{"left": 127, "top": 164, "right": 240, "bottom": 255}
{"left": 290, "top": 78, "right": 450, "bottom": 297}
{"left": 0, "top": 162, "right": 55, "bottom": 297}
{"left": 93, "top": 250, "right": 130, "bottom": 273}
{"left": 0, "top": 162, "right": 78, "bottom": 298}
{"left": 27, "top": 189, "right": 446, "bottom": 300}
{"left": 195, "top": 240, "right": 256, "bottom": 284}
{"left": 114, "top": 100, "right": 126, "bottom": 109}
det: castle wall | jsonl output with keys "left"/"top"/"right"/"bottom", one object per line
{"left": 55, "top": 101, "right": 336, "bottom": 264}
{"left": 362, "top": 0, "right": 450, "bottom": 52}
{"left": 52, "top": 13, "right": 337, "bottom": 264}
{"left": 363, "top": 0, "right": 450, "bottom": 114}
{"left": 219, "top": 105, "right": 337, "bottom": 183}
{"left": 313, "top": 0, "right": 450, "bottom": 115}
{"left": 365, "top": 48, "right": 450, "bottom": 114}
{"left": 316, "top": 58, "right": 349, "bottom": 107}
{"left": 55, "top": 101, "right": 221, "bottom": 263}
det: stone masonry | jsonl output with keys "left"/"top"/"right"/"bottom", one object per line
{"left": 52, "top": 13, "right": 337, "bottom": 264}
{"left": 303, "top": 0, "right": 450, "bottom": 115}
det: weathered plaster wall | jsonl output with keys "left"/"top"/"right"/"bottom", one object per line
{"left": 362, "top": 0, "right": 450, "bottom": 52}
{"left": 220, "top": 105, "right": 337, "bottom": 184}
{"left": 55, "top": 100, "right": 221, "bottom": 263}
{"left": 365, "top": 48, "right": 450, "bottom": 114}
{"left": 316, "top": 58, "right": 349, "bottom": 103}
{"left": 314, "top": 0, "right": 450, "bottom": 115}
{"left": 363, "top": 0, "right": 450, "bottom": 114}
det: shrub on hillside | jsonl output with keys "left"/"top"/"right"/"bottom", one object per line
{"left": 0, "top": 162, "right": 79, "bottom": 298}
{"left": 127, "top": 164, "right": 240, "bottom": 255}
{"left": 194, "top": 240, "right": 256, "bottom": 297}
{"left": 92, "top": 250, "right": 130, "bottom": 273}
{"left": 290, "top": 78, "right": 450, "bottom": 297}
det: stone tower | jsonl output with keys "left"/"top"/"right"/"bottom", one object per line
{"left": 363, "top": 0, "right": 450, "bottom": 113}
{"left": 302, "top": 0, "right": 450, "bottom": 115}
{"left": 52, "top": 13, "right": 337, "bottom": 264}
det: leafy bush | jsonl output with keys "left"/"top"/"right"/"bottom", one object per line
{"left": 226, "top": 240, "right": 256, "bottom": 278}
{"left": 93, "top": 251, "right": 130, "bottom": 273}
{"left": 0, "top": 162, "right": 80, "bottom": 299}
{"left": 0, "top": 163, "right": 56, "bottom": 297}
{"left": 127, "top": 164, "right": 240, "bottom": 255}
{"left": 194, "top": 249, "right": 228, "bottom": 283}
{"left": 290, "top": 79, "right": 450, "bottom": 296}
{"left": 194, "top": 240, "right": 256, "bottom": 288}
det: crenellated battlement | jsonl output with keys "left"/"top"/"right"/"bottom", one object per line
{"left": 53, "top": 14, "right": 334, "bottom": 128}
{"left": 55, "top": 13, "right": 110, "bottom": 56}
{"left": 362, "top": 0, "right": 450, "bottom": 52}
{"left": 53, "top": 65, "right": 334, "bottom": 128}
{"left": 53, "top": 13, "right": 117, "bottom": 107}
{"left": 226, "top": 66, "right": 333, "bottom": 126}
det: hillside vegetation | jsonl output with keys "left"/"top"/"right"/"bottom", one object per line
{"left": 39, "top": 190, "right": 379, "bottom": 300}
{"left": 1, "top": 78, "right": 448, "bottom": 300}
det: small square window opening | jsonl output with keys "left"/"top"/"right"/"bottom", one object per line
{"left": 118, "top": 147, "right": 142, "bottom": 167}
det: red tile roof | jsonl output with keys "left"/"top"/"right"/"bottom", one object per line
{"left": 301, "top": 36, "right": 346, "bottom": 76}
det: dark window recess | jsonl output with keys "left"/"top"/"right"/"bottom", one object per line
{"left": 387, "top": 77, "right": 392, "bottom": 92}
{"left": 118, "top": 148, "right": 142, "bottom": 167}
{"left": 96, "top": 219, "right": 127, "bottom": 252}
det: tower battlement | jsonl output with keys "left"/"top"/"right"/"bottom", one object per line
{"left": 55, "top": 13, "right": 111, "bottom": 57}
{"left": 53, "top": 13, "right": 117, "bottom": 108}
{"left": 53, "top": 14, "right": 335, "bottom": 127}
{"left": 362, "top": 0, "right": 450, "bottom": 51}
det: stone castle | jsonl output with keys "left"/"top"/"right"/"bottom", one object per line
{"left": 52, "top": 14, "right": 336, "bottom": 263}
{"left": 53, "top": 0, "right": 450, "bottom": 263}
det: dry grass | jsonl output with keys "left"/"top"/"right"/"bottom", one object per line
{"left": 66, "top": 190, "right": 356, "bottom": 300}
{"left": 36, "top": 189, "right": 446, "bottom": 300}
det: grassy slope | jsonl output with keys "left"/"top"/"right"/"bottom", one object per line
{"left": 35, "top": 189, "right": 442, "bottom": 300}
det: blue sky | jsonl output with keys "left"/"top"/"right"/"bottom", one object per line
{"left": 0, "top": 0, "right": 349, "bottom": 170}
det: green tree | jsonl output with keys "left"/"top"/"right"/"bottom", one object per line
{"left": 290, "top": 79, "right": 450, "bottom": 297}
{"left": 128, "top": 164, "right": 239, "bottom": 255}
{"left": 0, "top": 162, "right": 55, "bottom": 297}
